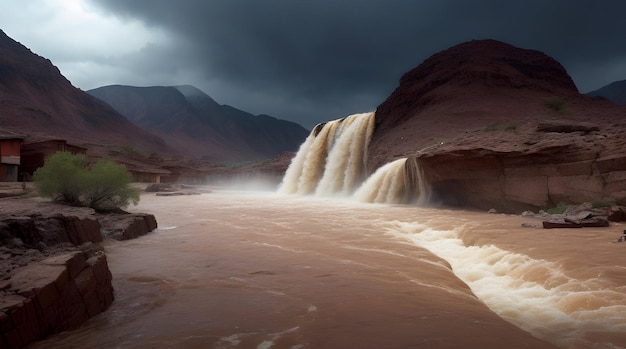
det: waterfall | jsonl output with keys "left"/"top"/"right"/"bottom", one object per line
{"left": 278, "top": 112, "right": 430, "bottom": 205}
{"left": 278, "top": 112, "right": 375, "bottom": 196}
{"left": 354, "top": 156, "right": 431, "bottom": 204}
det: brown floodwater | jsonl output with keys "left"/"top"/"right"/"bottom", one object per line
{"left": 29, "top": 189, "right": 626, "bottom": 349}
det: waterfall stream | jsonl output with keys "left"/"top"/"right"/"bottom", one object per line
{"left": 279, "top": 112, "right": 430, "bottom": 204}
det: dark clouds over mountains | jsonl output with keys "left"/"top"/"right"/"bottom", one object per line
{"left": 7, "top": 1, "right": 626, "bottom": 128}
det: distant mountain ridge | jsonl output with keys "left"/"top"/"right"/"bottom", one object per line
{"left": 0, "top": 29, "right": 171, "bottom": 154}
{"left": 88, "top": 84, "right": 309, "bottom": 161}
{"left": 586, "top": 80, "right": 626, "bottom": 105}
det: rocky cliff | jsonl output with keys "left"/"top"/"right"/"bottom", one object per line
{"left": 369, "top": 39, "right": 626, "bottom": 212}
{"left": 0, "top": 196, "right": 158, "bottom": 349}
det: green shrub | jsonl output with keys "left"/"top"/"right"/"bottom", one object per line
{"left": 34, "top": 152, "right": 139, "bottom": 210}
{"left": 33, "top": 152, "right": 88, "bottom": 205}
{"left": 119, "top": 145, "right": 149, "bottom": 158}
{"left": 546, "top": 202, "right": 568, "bottom": 214}
{"left": 504, "top": 124, "right": 517, "bottom": 132}
{"left": 545, "top": 97, "right": 565, "bottom": 112}
{"left": 483, "top": 122, "right": 500, "bottom": 132}
{"left": 592, "top": 198, "right": 616, "bottom": 208}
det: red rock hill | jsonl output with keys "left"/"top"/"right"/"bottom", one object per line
{"left": 0, "top": 29, "right": 171, "bottom": 154}
{"left": 369, "top": 39, "right": 626, "bottom": 212}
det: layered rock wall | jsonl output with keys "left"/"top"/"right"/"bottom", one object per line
{"left": 0, "top": 251, "right": 113, "bottom": 349}
{"left": 0, "top": 207, "right": 158, "bottom": 348}
{"left": 420, "top": 148, "right": 626, "bottom": 212}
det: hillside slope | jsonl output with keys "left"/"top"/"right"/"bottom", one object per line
{"left": 586, "top": 80, "right": 626, "bottom": 105}
{"left": 88, "top": 85, "right": 309, "bottom": 161}
{"left": 369, "top": 39, "right": 626, "bottom": 211}
{"left": 0, "top": 29, "right": 171, "bottom": 155}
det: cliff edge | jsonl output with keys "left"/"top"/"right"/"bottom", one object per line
{"left": 369, "top": 39, "right": 626, "bottom": 212}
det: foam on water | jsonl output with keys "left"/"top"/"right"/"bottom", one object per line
{"left": 387, "top": 220, "right": 626, "bottom": 348}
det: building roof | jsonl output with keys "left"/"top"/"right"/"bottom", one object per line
{"left": 0, "top": 130, "right": 24, "bottom": 140}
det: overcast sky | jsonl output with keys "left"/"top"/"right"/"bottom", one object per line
{"left": 2, "top": 0, "right": 625, "bottom": 129}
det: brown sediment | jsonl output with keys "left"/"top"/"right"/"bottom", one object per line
{"left": 27, "top": 191, "right": 568, "bottom": 349}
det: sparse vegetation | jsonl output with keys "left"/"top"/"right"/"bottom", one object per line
{"left": 484, "top": 123, "right": 500, "bottom": 132}
{"left": 546, "top": 202, "right": 569, "bottom": 214}
{"left": 223, "top": 160, "right": 266, "bottom": 169}
{"left": 591, "top": 197, "right": 616, "bottom": 208}
{"left": 483, "top": 122, "right": 517, "bottom": 132}
{"left": 545, "top": 97, "right": 565, "bottom": 112}
{"left": 119, "top": 145, "right": 149, "bottom": 158}
{"left": 33, "top": 152, "right": 139, "bottom": 210}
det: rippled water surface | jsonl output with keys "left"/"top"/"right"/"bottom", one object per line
{"left": 31, "top": 190, "right": 626, "bottom": 349}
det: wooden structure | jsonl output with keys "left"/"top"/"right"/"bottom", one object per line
{"left": 0, "top": 136, "right": 23, "bottom": 181}
{"left": 20, "top": 140, "right": 87, "bottom": 179}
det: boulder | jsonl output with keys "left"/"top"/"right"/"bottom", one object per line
{"left": 542, "top": 220, "right": 582, "bottom": 229}
{"left": 98, "top": 213, "right": 158, "bottom": 240}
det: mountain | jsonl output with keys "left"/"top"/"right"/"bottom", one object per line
{"left": 586, "top": 80, "right": 626, "bottom": 105}
{"left": 0, "top": 29, "right": 171, "bottom": 154}
{"left": 369, "top": 39, "right": 626, "bottom": 211}
{"left": 88, "top": 85, "right": 309, "bottom": 161}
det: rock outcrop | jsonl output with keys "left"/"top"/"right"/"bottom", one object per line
{"left": 1, "top": 250, "right": 113, "bottom": 349}
{"left": 369, "top": 39, "right": 626, "bottom": 212}
{"left": 0, "top": 199, "right": 158, "bottom": 348}
{"left": 99, "top": 213, "right": 158, "bottom": 240}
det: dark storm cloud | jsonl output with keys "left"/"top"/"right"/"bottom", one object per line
{"left": 87, "top": 0, "right": 626, "bottom": 129}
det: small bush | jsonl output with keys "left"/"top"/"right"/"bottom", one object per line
{"left": 483, "top": 123, "right": 500, "bottom": 132}
{"left": 504, "top": 124, "right": 517, "bottom": 132}
{"left": 119, "top": 145, "right": 149, "bottom": 158}
{"left": 34, "top": 152, "right": 139, "bottom": 210}
{"left": 545, "top": 97, "right": 565, "bottom": 112}
{"left": 592, "top": 198, "right": 616, "bottom": 208}
{"left": 546, "top": 202, "right": 568, "bottom": 214}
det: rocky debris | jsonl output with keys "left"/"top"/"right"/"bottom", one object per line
{"left": 155, "top": 191, "right": 201, "bottom": 196}
{"left": 145, "top": 183, "right": 180, "bottom": 192}
{"left": 516, "top": 202, "right": 626, "bottom": 230}
{"left": 146, "top": 183, "right": 209, "bottom": 196}
{"left": 518, "top": 203, "right": 618, "bottom": 229}
{"left": 542, "top": 217, "right": 609, "bottom": 229}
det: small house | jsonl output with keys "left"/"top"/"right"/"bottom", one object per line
{"left": 0, "top": 136, "right": 23, "bottom": 181}
{"left": 20, "top": 140, "right": 87, "bottom": 179}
